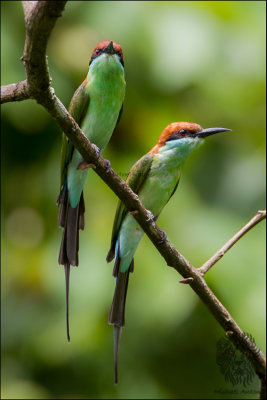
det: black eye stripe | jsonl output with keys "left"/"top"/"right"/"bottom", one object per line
{"left": 89, "top": 52, "right": 100, "bottom": 65}
{"left": 180, "top": 129, "right": 191, "bottom": 135}
{"left": 118, "top": 52, "right": 124, "bottom": 66}
{"left": 166, "top": 129, "right": 194, "bottom": 142}
{"left": 166, "top": 132, "right": 180, "bottom": 141}
{"left": 89, "top": 49, "right": 124, "bottom": 66}
{"left": 166, "top": 129, "right": 195, "bottom": 142}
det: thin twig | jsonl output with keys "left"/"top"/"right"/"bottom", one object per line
{"left": 199, "top": 210, "right": 266, "bottom": 275}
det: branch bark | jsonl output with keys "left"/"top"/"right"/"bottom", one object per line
{"left": 1, "top": 1, "right": 266, "bottom": 395}
{"left": 22, "top": 1, "right": 37, "bottom": 21}
{"left": 22, "top": 0, "right": 67, "bottom": 103}
{"left": 0, "top": 80, "right": 30, "bottom": 103}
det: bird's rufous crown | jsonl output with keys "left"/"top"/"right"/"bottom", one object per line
{"left": 149, "top": 122, "right": 203, "bottom": 154}
{"left": 92, "top": 40, "right": 123, "bottom": 55}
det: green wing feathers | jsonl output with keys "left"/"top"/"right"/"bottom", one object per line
{"left": 59, "top": 81, "right": 90, "bottom": 188}
{"left": 106, "top": 153, "right": 153, "bottom": 262}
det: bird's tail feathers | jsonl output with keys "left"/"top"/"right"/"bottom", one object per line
{"left": 109, "top": 253, "right": 134, "bottom": 384}
{"left": 114, "top": 325, "right": 122, "bottom": 385}
{"left": 57, "top": 186, "right": 85, "bottom": 341}
{"left": 58, "top": 188, "right": 85, "bottom": 266}
{"left": 64, "top": 264, "right": 70, "bottom": 342}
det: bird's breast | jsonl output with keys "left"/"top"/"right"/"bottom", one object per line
{"left": 81, "top": 62, "right": 125, "bottom": 150}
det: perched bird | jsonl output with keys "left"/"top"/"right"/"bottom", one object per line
{"left": 106, "top": 121, "right": 231, "bottom": 383}
{"left": 57, "top": 40, "right": 126, "bottom": 342}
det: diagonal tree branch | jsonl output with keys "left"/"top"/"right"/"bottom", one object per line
{"left": 199, "top": 209, "right": 266, "bottom": 275}
{"left": 1, "top": 1, "right": 266, "bottom": 395}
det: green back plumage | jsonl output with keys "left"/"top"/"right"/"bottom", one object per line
{"left": 106, "top": 153, "right": 153, "bottom": 262}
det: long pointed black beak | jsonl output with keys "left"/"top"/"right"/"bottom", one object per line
{"left": 197, "top": 127, "right": 231, "bottom": 138}
{"left": 104, "top": 40, "right": 115, "bottom": 55}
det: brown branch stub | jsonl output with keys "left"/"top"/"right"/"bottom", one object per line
{"left": 179, "top": 277, "right": 194, "bottom": 284}
{"left": 199, "top": 210, "right": 266, "bottom": 276}
{"left": 0, "top": 80, "right": 30, "bottom": 103}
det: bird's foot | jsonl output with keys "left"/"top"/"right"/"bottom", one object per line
{"left": 146, "top": 211, "right": 154, "bottom": 223}
{"left": 159, "top": 229, "right": 167, "bottom": 244}
{"left": 77, "top": 161, "right": 96, "bottom": 170}
{"left": 129, "top": 210, "right": 138, "bottom": 216}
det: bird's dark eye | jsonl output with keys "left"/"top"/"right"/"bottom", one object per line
{"left": 95, "top": 49, "right": 100, "bottom": 55}
{"left": 166, "top": 129, "right": 194, "bottom": 142}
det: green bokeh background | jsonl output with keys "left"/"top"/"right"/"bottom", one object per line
{"left": 1, "top": 1, "right": 266, "bottom": 399}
